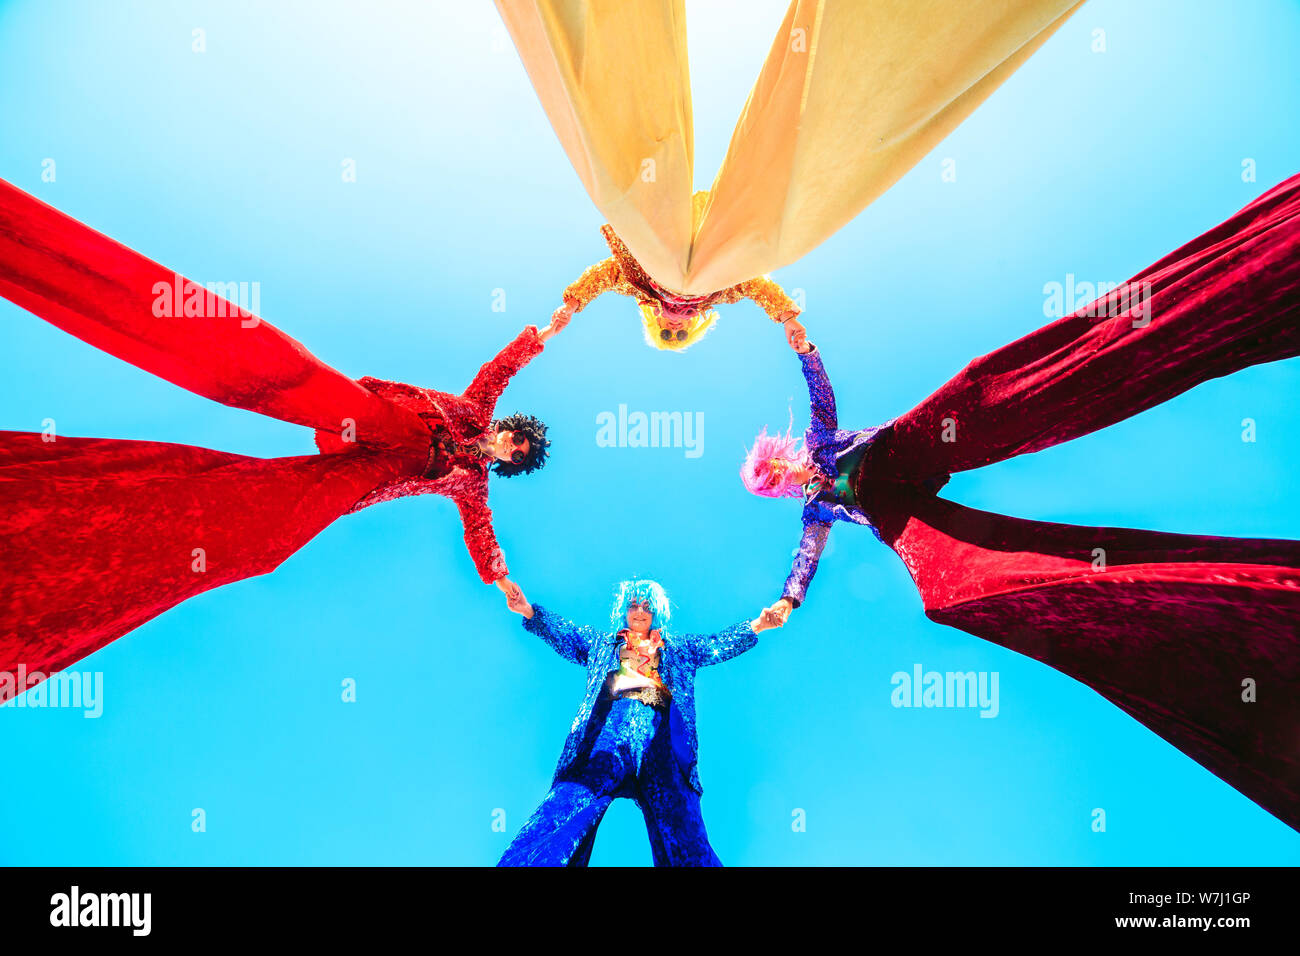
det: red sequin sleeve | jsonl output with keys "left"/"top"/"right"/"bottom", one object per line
{"left": 462, "top": 325, "right": 544, "bottom": 412}
{"left": 454, "top": 481, "right": 509, "bottom": 584}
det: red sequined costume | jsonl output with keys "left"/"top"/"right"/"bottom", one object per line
{"left": 0, "top": 178, "right": 542, "bottom": 701}
{"left": 314, "top": 330, "right": 544, "bottom": 583}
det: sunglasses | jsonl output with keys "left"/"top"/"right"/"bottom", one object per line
{"left": 626, "top": 600, "right": 653, "bottom": 613}
{"left": 507, "top": 431, "right": 529, "bottom": 465}
{"left": 659, "top": 328, "right": 688, "bottom": 342}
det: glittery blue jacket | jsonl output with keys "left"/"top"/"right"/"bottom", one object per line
{"left": 781, "top": 346, "right": 891, "bottom": 607}
{"left": 522, "top": 605, "right": 757, "bottom": 795}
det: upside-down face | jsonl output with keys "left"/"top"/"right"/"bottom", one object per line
{"left": 766, "top": 457, "right": 793, "bottom": 488}
{"left": 740, "top": 428, "right": 812, "bottom": 498}
{"left": 645, "top": 299, "right": 698, "bottom": 339}
{"left": 765, "top": 457, "right": 810, "bottom": 495}
{"left": 489, "top": 429, "right": 530, "bottom": 465}
{"left": 636, "top": 299, "right": 718, "bottom": 352}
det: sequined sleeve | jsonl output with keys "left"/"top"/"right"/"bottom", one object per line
{"left": 562, "top": 257, "right": 622, "bottom": 312}
{"left": 462, "top": 325, "right": 545, "bottom": 413}
{"left": 522, "top": 604, "right": 594, "bottom": 667}
{"left": 782, "top": 515, "right": 832, "bottom": 608}
{"left": 454, "top": 482, "right": 509, "bottom": 584}
{"left": 731, "top": 275, "right": 799, "bottom": 321}
{"left": 800, "top": 345, "right": 838, "bottom": 433}
{"left": 686, "top": 620, "right": 758, "bottom": 669}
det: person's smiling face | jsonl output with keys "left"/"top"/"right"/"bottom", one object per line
{"left": 625, "top": 599, "right": 654, "bottom": 631}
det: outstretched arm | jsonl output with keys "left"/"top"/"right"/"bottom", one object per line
{"left": 559, "top": 257, "right": 622, "bottom": 316}
{"left": 781, "top": 516, "right": 833, "bottom": 610}
{"left": 463, "top": 325, "right": 545, "bottom": 411}
{"left": 732, "top": 275, "right": 805, "bottom": 349}
{"left": 454, "top": 483, "right": 509, "bottom": 584}
{"left": 733, "top": 275, "right": 800, "bottom": 323}
{"left": 799, "top": 344, "right": 838, "bottom": 433}
{"left": 685, "top": 620, "right": 758, "bottom": 669}
{"left": 517, "top": 601, "right": 595, "bottom": 667}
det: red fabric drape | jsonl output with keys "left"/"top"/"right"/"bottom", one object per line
{"left": 859, "top": 174, "right": 1300, "bottom": 829}
{"left": 0, "top": 433, "right": 409, "bottom": 694}
{"left": 0, "top": 178, "right": 438, "bottom": 700}
{"left": 0, "top": 179, "right": 429, "bottom": 451}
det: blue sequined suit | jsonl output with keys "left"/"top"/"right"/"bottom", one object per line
{"left": 499, "top": 605, "right": 757, "bottom": 866}
{"left": 782, "top": 346, "right": 891, "bottom": 607}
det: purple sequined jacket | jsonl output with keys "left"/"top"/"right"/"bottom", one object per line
{"left": 522, "top": 605, "right": 757, "bottom": 795}
{"left": 781, "top": 347, "right": 891, "bottom": 607}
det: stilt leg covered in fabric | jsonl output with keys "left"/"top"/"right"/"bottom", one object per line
{"left": 0, "top": 179, "right": 436, "bottom": 700}
{"left": 499, "top": 698, "right": 722, "bottom": 866}
{"left": 0, "top": 433, "right": 411, "bottom": 699}
{"left": 866, "top": 488, "right": 1300, "bottom": 830}
{"left": 878, "top": 174, "right": 1300, "bottom": 480}
{"left": 0, "top": 178, "right": 554, "bottom": 700}
{"left": 854, "top": 174, "right": 1300, "bottom": 830}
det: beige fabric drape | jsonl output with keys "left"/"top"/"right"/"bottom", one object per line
{"left": 497, "top": 0, "right": 1083, "bottom": 295}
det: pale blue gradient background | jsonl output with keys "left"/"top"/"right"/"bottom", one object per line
{"left": 1, "top": 0, "right": 1298, "bottom": 865}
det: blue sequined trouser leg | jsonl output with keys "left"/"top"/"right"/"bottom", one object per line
{"left": 635, "top": 712, "right": 723, "bottom": 867}
{"left": 499, "top": 698, "right": 660, "bottom": 867}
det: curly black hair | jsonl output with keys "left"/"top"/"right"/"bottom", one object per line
{"left": 490, "top": 412, "right": 550, "bottom": 477}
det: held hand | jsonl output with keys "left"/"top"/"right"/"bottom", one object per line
{"left": 752, "top": 598, "right": 794, "bottom": 633}
{"left": 496, "top": 577, "right": 533, "bottom": 618}
{"left": 783, "top": 316, "right": 811, "bottom": 353}
{"left": 540, "top": 302, "right": 574, "bottom": 343}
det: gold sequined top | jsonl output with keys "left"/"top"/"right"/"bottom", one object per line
{"left": 562, "top": 223, "right": 799, "bottom": 322}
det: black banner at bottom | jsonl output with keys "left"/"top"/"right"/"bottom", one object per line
{"left": 0, "top": 865, "right": 1288, "bottom": 941}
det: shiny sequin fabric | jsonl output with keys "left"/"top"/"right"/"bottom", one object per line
{"left": 562, "top": 222, "right": 799, "bottom": 321}
{"left": 522, "top": 604, "right": 754, "bottom": 785}
{"left": 614, "top": 685, "right": 673, "bottom": 709}
{"left": 506, "top": 604, "right": 755, "bottom": 865}
{"left": 782, "top": 346, "right": 894, "bottom": 607}
{"left": 498, "top": 697, "right": 720, "bottom": 867}
{"left": 313, "top": 326, "right": 544, "bottom": 583}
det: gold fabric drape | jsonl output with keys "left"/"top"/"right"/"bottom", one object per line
{"left": 495, "top": 0, "right": 697, "bottom": 289}
{"left": 497, "top": 0, "right": 1083, "bottom": 295}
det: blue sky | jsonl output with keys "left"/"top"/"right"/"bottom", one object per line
{"left": 1, "top": 0, "right": 1298, "bottom": 865}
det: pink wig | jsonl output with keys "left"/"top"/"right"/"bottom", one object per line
{"left": 741, "top": 423, "right": 808, "bottom": 498}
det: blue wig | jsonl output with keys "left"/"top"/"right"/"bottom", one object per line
{"left": 609, "top": 579, "right": 672, "bottom": 635}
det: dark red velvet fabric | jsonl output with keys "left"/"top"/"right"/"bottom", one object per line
{"left": 859, "top": 174, "right": 1300, "bottom": 830}
{"left": 867, "top": 487, "right": 1300, "bottom": 831}
{"left": 0, "top": 179, "right": 541, "bottom": 700}
{"left": 881, "top": 174, "right": 1300, "bottom": 479}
